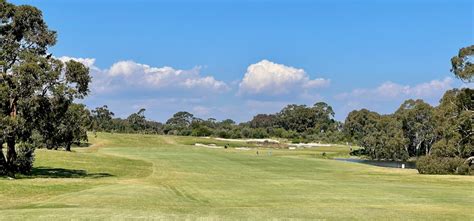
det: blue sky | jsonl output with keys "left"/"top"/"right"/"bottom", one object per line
{"left": 12, "top": 0, "right": 473, "bottom": 122}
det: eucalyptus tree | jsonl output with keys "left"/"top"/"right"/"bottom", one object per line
{"left": 164, "top": 111, "right": 194, "bottom": 134}
{"left": 343, "top": 109, "right": 380, "bottom": 145}
{"left": 432, "top": 89, "right": 473, "bottom": 158}
{"left": 91, "top": 105, "right": 115, "bottom": 132}
{"left": 59, "top": 103, "right": 91, "bottom": 151}
{"left": 451, "top": 45, "right": 474, "bottom": 82}
{"left": 0, "top": 0, "right": 91, "bottom": 174}
{"left": 312, "top": 102, "right": 336, "bottom": 133}
{"left": 343, "top": 109, "right": 380, "bottom": 158}
{"left": 127, "top": 108, "right": 147, "bottom": 132}
{"left": 249, "top": 114, "right": 277, "bottom": 129}
{"left": 395, "top": 99, "right": 436, "bottom": 157}
{"left": 276, "top": 102, "right": 335, "bottom": 133}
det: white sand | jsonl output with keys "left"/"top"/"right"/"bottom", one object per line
{"left": 213, "top": 138, "right": 280, "bottom": 143}
{"left": 289, "top": 143, "right": 333, "bottom": 148}
{"left": 194, "top": 143, "right": 223, "bottom": 149}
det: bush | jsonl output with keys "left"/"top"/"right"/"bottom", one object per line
{"left": 15, "top": 142, "right": 35, "bottom": 175}
{"left": 251, "top": 128, "right": 268, "bottom": 138}
{"left": 456, "top": 163, "right": 471, "bottom": 175}
{"left": 230, "top": 129, "right": 242, "bottom": 139}
{"left": 191, "top": 126, "right": 212, "bottom": 137}
{"left": 416, "top": 155, "right": 469, "bottom": 175}
{"left": 215, "top": 129, "right": 231, "bottom": 138}
{"left": 178, "top": 129, "right": 192, "bottom": 136}
{"left": 30, "top": 130, "right": 45, "bottom": 148}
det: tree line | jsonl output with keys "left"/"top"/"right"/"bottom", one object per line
{"left": 89, "top": 101, "right": 343, "bottom": 144}
{"left": 344, "top": 45, "right": 473, "bottom": 174}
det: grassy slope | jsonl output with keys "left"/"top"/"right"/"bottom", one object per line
{"left": 0, "top": 133, "right": 473, "bottom": 220}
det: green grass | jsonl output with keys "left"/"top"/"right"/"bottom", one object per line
{"left": 0, "top": 132, "right": 473, "bottom": 220}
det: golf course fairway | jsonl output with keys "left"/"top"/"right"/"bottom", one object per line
{"left": 0, "top": 133, "right": 472, "bottom": 220}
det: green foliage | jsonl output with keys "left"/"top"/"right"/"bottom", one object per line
{"left": 395, "top": 99, "right": 435, "bottom": 157}
{"left": 416, "top": 155, "right": 469, "bottom": 175}
{"left": 431, "top": 88, "right": 473, "bottom": 158}
{"left": 0, "top": 0, "right": 90, "bottom": 174}
{"left": 276, "top": 102, "right": 335, "bottom": 133}
{"left": 14, "top": 142, "right": 35, "bottom": 175}
{"left": 345, "top": 87, "right": 472, "bottom": 173}
{"left": 191, "top": 125, "right": 213, "bottom": 137}
{"left": 451, "top": 45, "right": 474, "bottom": 82}
{"left": 91, "top": 105, "right": 115, "bottom": 132}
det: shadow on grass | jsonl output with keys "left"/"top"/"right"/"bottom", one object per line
{"left": 21, "top": 167, "right": 113, "bottom": 179}
{"left": 71, "top": 142, "right": 92, "bottom": 148}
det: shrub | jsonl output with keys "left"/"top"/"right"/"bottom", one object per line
{"left": 251, "top": 128, "right": 268, "bottom": 139}
{"left": 15, "top": 142, "right": 35, "bottom": 175}
{"left": 215, "top": 130, "right": 231, "bottom": 138}
{"left": 416, "top": 155, "right": 468, "bottom": 175}
{"left": 456, "top": 163, "right": 471, "bottom": 175}
{"left": 191, "top": 126, "right": 212, "bottom": 137}
{"left": 230, "top": 129, "right": 242, "bottom": 139}
{"left": 178, "top": 129, "right": 192, "bottom": 136}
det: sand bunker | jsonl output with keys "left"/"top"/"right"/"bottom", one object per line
{"left": 289, "top": 143, "right": 333, "bottom": 148}
{"left": 194, "top": 143, "right": 223, "bottom": 149}
{"left": 213, "top": 138, "right": 280, "bottom": 143}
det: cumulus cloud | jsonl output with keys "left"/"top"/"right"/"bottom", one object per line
{"left": 57, "top": 56, "right": 96, "bottom": 69}
{"left": 335, "top": 77, "right": 454, "bottom": 101}
{"left": 238, "top": 60, "right": 330, "bottom": 96}
{"left": 57, "top": 57, "right": 229, "bottom": 94}
{"left": 331, "top": 77, "right": 459, "bottom": 121}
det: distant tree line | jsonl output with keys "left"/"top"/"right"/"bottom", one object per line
{"left": 88, "top": 102, "right": 344, "bottom": 144}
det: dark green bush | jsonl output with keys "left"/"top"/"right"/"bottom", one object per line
{"left": 191, "top": 126, "right": 212, "bottom": 137}
{"left": 15, "top": 142, "right": 35, "bottom": 175}
{"left": 215, "top": 129, "right": 231, "bottom": 138}
{"left": 416, "top": 155, "right": 469, "bottom": 175}
{"left": 456, "top": 163, "right": 471, "bottom": 175}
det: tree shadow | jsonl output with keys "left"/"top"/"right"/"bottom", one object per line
{"left": 72, "top": 142, "right": 92, "bottom": 148}
{"left": 22, "top": 167, "right": 113, "bottom": 179}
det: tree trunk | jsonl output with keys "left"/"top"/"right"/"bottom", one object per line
{"left": 0, "top": 143, "right": 7, "bottom": 174}
{"left": 6, "top": 99, "right": 18, "bottom": 176}
{"left": 415, "top": 141, "right": 422, "bottom": 156}
{"left": 6, "top": 138, "right": 17, "bottom": 176}
{"left": 65, "top": 142, "right": 72, "bottom": 151}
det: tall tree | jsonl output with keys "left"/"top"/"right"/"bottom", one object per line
{"left": 395, "top": 99, "right": 435, "bottom": 157}
{"left": 164, "top": 111, "right": 194, "bottom": 134}
{"left": 344, "top": 109, "right": 379, "bottom": 144}
{"left": 432, "top": 89, "right": 473, "bottom": 158}
{"left": 0, "top": 0, "right": 91, "bottom": 175}
{"left": 312, "top": 102, "right": 336, "bottom": 133}
{"left": 59, "top": 103, "right": 91, "bottom": 151}
{"left": 249, "top": 114, "right": 277, "bottom": 129}
{"left": 127, "top": 108, "right": 146, "bottom": 132}
{"left": 451, "top": 45, "right": 474, "bottom": 82}
{"left": 91, "top": 105, "right": 115, "bottom": 132}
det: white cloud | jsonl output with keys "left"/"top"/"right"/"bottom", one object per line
{"left": 57, "top": 57, "right": 229, "bottom": 93}
{"left": 105, "top": 60, "right": 229, "bottom": 91}
{"left": 108, "top": 60, "right": 146, "bottom": 77}
{"left": 238, "top": 60, "right": 330, "bottom": 96}
{"left": 57, "top": 56, "right": 96, "bottom": 69}
{"left": 183, "top": 76, "right": 229, "bottom": 91}
{"left": 335, "top": 77, "right": 454, "bottom": 101}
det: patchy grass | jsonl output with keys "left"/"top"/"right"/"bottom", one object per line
{"left": 0, "top": 132, "right": 472, "bottom": 220}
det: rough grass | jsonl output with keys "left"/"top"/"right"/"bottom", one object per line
{"left": 0, "top": 132, "right": 472, "bottom": 220}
